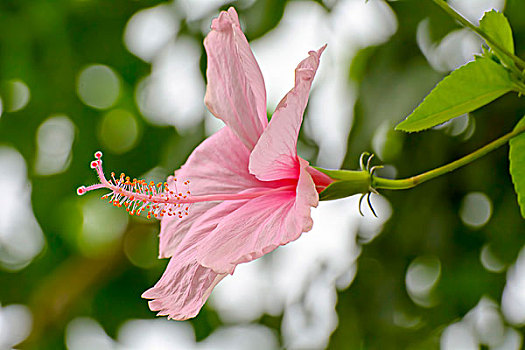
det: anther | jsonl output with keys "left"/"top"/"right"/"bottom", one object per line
{"left": 79, "top": 151, "right": 194, "bottom": 221}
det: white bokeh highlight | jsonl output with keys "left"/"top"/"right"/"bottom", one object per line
{"left": 176, "top": 0, "right": 232, "bottom": 22}
{"left": 466, "top": 297, "right": 505, "bottom": 347}
{"left": 405, "top": 256, "right": 441, "bottom": 308}
{"left": 5, "top": 79, "right": 31, "bottom": 112}
{"left": 492, "top": 328, "right": 523, "bottom": 350}
{"left": 118, "top": 319, "right": 195, "bottom": 349}
{"left": 441, "top": 321, "right": 478, "bottom": 350}
{"left": 124, "top": 4, "right": 179, "bottom": 63}
{"left": 449, "top": 0, "right": 505, "bottom": 24}
{"left": 135, "top": 38, "right": 205, "bottom": 131}
{"left": 417, "top": 21, "right": 482, "bottom": 72}
{"left": 480, "top": 244, "right": 506, "bottom": 273}
{"left": 441, "top": 296, "right": 521, "bottom": 350}
{"left": 199, "top": 324, "right": 279, "bottom": 350}
{"left": 65, "top": 317, "right": 278, "bottom": 350}
{"left": 77, "top": 64, "right": 121, "bottom": 110}
{"left": 35, "top": 115, "right": 76, "bottom": 176}
{"left": 0, "top": 304, "right": 32, "bottom": 349}
{"left": 0, "top": 147, "right": 45, "bottom": 271}
{"left": 66, "top": 318, "right": 115, "bottom": 350}
{"left": 418, "top": 0, "right": 504, "bottom": 71}
{"left": 502, "top": 245, "right": 525, "bottom": 326}
{"left": 460, "top": 192, "right": 493, "bottom": 228}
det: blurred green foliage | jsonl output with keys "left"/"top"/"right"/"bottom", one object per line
{"left": 0, "top": 0, "right": 525, "bottom": 349}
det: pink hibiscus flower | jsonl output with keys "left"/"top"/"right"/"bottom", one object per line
{"left": 78, "top": 7, "right": 332, "bottom": 320}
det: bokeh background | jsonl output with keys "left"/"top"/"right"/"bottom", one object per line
{"left": 1, "top": 0, "right": 525, "bottom": 349}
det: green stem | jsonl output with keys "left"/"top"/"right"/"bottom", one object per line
{"left": 431, "top": 0, "right": 525, "bottom": 71}
{"left": 373, "top": 124, "right": 525, "bottom": 190}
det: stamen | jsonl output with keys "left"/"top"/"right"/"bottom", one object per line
{"left": 77, "top": 151, "right": 192, "bottom": 219}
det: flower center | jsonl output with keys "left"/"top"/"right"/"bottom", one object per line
{"left": 77, "top": 151, "right": 295, "bottom": 219}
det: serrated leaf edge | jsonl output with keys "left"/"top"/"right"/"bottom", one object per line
{"left": 396, "top": 88, "right": 512, "bottom": 132}
{"left": 509, "top": 122, "right": 525, "bottom": 218}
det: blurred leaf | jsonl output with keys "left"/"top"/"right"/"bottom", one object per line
{"left": 242, "top": 0, "right": 288, "bottom": 40}
{"left": 349, "top": 46, "right": 377, "bottom": 83}
{"left": 372, "top": 121, "right": 404, "bottom": 162}
{"left": 509, "top": 115, "right": 525, "bottom": 218}
{"left": 479, "top": 10, "right": 516, "bottom": 69}
{"left": 396, "top": 57, "right": 515, "bottom": 132}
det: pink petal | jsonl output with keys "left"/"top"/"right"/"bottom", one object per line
{"left": 204, "top": 7, "right": 268, "bottom": 150}
{"left": 142, "top": 258, "right": 227, "bottom": 320}
{"left": 249, "top": 46, "right": 326, "bottom": 181}
{"left": 173, "top": 190, "right": 253, "bottom": 256}
{"left": 146, "top": 190, "right": 256, "bottom": 320}
{"left": 295, "top": 157, "right": 319, "bottom": 229}
{"left": 194, "top": 158, "right": 319, "bottom": 274}
{"left": 159, "top": 127, "right": 261, "bottom": 258}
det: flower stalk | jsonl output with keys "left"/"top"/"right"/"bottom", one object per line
{"left": 372, "top": 123, "right": 525, "bottom": 190}
{"left": 317, "top": 123, "right": 525, "bottom": 199}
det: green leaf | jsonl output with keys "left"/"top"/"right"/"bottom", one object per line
{"left": 509, "top": 116, "right": 525, "bottom": 218}
{"left": 479, "top": 10, "right": 515, "bottom": 68}
{"left": 396, "top": 57, "right": 514, "bottom": 132}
